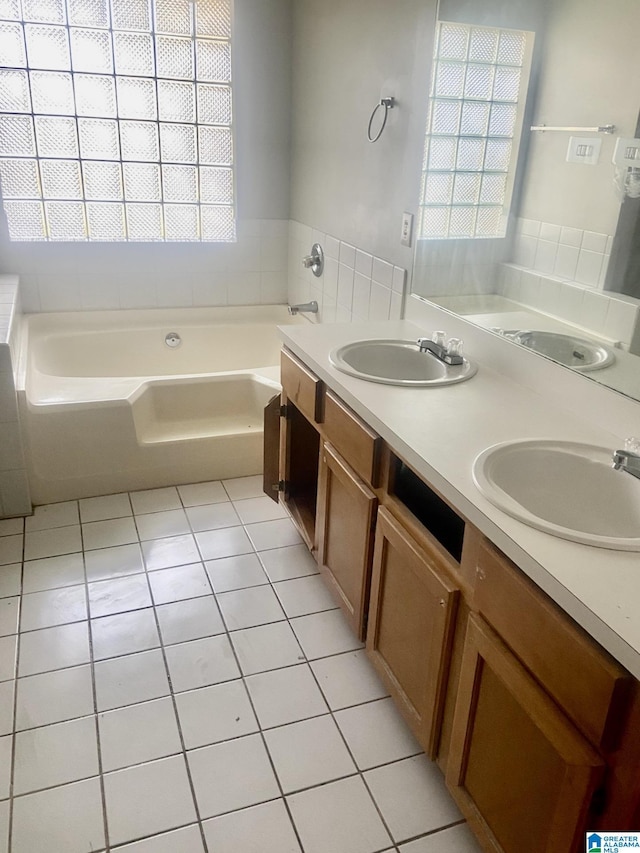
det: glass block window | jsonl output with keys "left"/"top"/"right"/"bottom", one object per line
{"left": 419, "top": 22, "right": 532, "bottom": 240}
{"left": 0, "top": 0, "right": 234, "bottom": 241}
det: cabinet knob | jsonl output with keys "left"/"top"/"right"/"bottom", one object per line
{"left": 439, "top": 599, "right": 446, "bottom": 608}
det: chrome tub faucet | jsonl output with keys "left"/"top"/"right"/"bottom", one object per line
{"left": 288, "top": 301, "right": 318, "bottom": 316}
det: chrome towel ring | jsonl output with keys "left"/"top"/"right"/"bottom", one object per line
{"left": 367, "top": 96, "right": 395, "bottom": 143}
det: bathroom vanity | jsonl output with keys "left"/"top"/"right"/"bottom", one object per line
{"left": 263, "top": 317, "right": 640, "bottom": 853}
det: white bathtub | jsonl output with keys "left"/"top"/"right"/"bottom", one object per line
{"left": 17, "top": 306, "right": 304, "bottom": 504}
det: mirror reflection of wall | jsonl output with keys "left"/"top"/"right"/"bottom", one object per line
{"left": 411, "top": 0, "right": 640, "bottom": 400}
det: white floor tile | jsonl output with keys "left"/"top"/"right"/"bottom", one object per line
{"left": 310, "top": 650, "right": 388, "bottom": 710}
{"left": 264, "top": 714, "right": 356, "bottom": 793}
{"left": 20, "top": 585, "right": 87, "bottom": 631}
{"left": 335, "top": 697, "right": 422, "bottom": 769}
{"left": 195, "top": 526, "right": 254, "bottom": 561}
{"left": 291, "top": 609, "right": 363, "bottom": 660}
{"left": 274, "top": 575, "right": 337, "bottom": 618}
{"left": 185, "top": 503, "right": 240, "bottom": 533}
{"left": 92, "top": 608, "right": 160, "bottom": 660}
{"left": 18, "top": 621, "right": 90, "bottom": 676}
{"left": 156, "top": 596, "right": 224, "bottom": 645}
{"left": 95, "top": 649, "right": 170, "bottom": 711}
{"left": 130, "top": 487, "right": 182, "bottom": 515}
{"left": 246, "top": 519, "right": 302, "bottom": 551}
{"left": 104, "top": 754, "right": 197, "bottom": 846}
{"left": 0, "top": 635, "right": 15, "bottom": 681}
{"left": 205, "top": 553, "right": 268, "bottom": 593}
{"left": 217, "top": 584, "right": 285, "bottom": 630}
{"left": 83, "top": 517, "right": 139, "bottom": 551}
{"left": 233, "top": 496, "right": 288, "bottom": 525}
{"left": 0, "top": 736, "right": 9, "bottom": 799}
{"left": 142, "top": 534, "right": 201, "bottom": 571}
{"left": 0, "top": 534, "right": 22, "bottom": 566}
{"left": 22, "top": 553, "right": 85, "bottom": 593}
{"left": 187, "top": 733, "right": 280, "bottom": 819}
{"left": 0, "top": 518, "right": 22, "bottom": 537}
{"left": 231, "top": 622, "right": 304, "bottom": 675}
{"left": 287, "top": 775, "right": 391, "bottom": 853}
{"left": 245, "top": 663, "right": 328, "bottom": 729}
{"left": 25, "top": 502, "right": 79, "bottom": 532}
{"left": 222, "top": 475, "right": 264, "bottom": 501}
{"left": 258, "top": 545, "right": 318, "bottom": 583}
{"left": 135, "top": 509, "right": 190, "bottom": 542}
{"left": 16, "top": 665, "right": 94, "bottom": 729}
{"left": 178, "top": 481, "right": 228, "bottom": 507}
{"left": 84, "top": 543, "right": 144, "bottom": 582}
{"left": 116, "top": 824, "right": 205, "bottom": 853}
{"left": 0, "top": 682, "right": 13, "bottom": 736}
{"left": 364, "top": 755, "right": 462, "bottom": 842}
{"left": 0, "top": 596, "right": 19, "bottom": 636}
{"left": 165, "top": 634, "right": 240, "bottom": 692}
{"left": 24, "top": 525, "right": 82, "bottom": 561}
{"left": 399, "top": 823, "right": 482, "bottom": 853}
{"left": 79, "top": 492, "right": 132, "bottom": 523}
{"left": 203, "top": 799, "right": 301, "bottom": 853}
{"left": 176, "top": 679, "right": 258, "bottom": 749}
{"left": 88, "top": 574, "right": 152, "bottom": 618}
{"left": 99, "top": 697, "right": 182, "bottom": 772}
{"left": 148, "top": 563, "right": 211, "bottom": 605}
{"left": 0, "top": 563, "right": 20, "bottom": 598}
{"left": 13, "top": 715, "right": 99, "bottom": 794}
{"left": 11, "top": 777, "right": 105, "bottom": 853}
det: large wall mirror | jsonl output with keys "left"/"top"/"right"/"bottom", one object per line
{"left": 411, "top": 0, "right": 640, "bottom": 402}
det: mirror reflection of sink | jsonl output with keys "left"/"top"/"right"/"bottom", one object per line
{"left": 506, "top": 330, "right": 615, "bottom": 371}
{"left": 329, "top": 339, "right": 477, "bottom": 386}
{"left": 473, "top": 439, "right": 640, "bottom": 551}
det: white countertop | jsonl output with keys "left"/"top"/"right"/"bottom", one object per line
{"left": 279, "top": 318, "right": 640, "bottom": 679}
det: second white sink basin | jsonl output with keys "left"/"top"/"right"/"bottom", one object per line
{"left": 473, "top": 439, "right": 640, "bottom": 550}
{"left": 509, "top": 330, "right": 615, "bottom": 371}
{"left": 329, "top": 339, "right": 477, "bottom": 386}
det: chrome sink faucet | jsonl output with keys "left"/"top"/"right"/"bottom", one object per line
{"left": 417, "top": 331, "right": 464, "bottom": 366}
{"left": 612, "top": 438, "right": 640, "bottom": 480}
{"left": 288, "top": 301, "right": 318, "bottom": 316}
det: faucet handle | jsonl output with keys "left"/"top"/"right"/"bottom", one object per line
{"left": 432, "top": 330, "right": 447, "bottom": 347}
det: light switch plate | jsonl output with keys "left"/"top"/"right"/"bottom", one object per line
{"left": 400, "top": 212, "right": 413, "bottom": 247}
{"left": 566, "top": 136, "right": 602, "bottom": 165}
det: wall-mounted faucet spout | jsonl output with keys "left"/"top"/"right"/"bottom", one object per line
{"left": 288, "top": 301, "right": 318, "bottom": 316}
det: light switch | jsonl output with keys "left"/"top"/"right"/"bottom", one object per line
{"left": 400, "top": 212, "right": 413, "bottom": 247}
{"left": 566, "top": 136, "right": 602, "bottom": 165}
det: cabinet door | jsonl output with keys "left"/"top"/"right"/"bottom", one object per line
{"left": 316, "top": 442, "right": 377, "bottom": 640}
{"left": 446, "top": 614, "right": 604, "bottom": 853}
{"left": 263, "top": 393, "right": 281, "bottom": 504}
{"left": 366, "top": 506, "right": 459, "bottom": 758}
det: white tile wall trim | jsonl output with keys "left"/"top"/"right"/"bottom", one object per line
{"left": 287, "top": 220, "right": 406, "bottom": 324}
{"left": 0, "top": 276, "right": 30, "bottom": 519}
{"left": 512, "top": 217, "right": 613, "bottom": 290}
{"left": 498, "top": 262, "right": 640, "bottom": 348}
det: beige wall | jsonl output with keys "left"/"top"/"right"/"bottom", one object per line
{"left": 518, "top": 0, "right": 640, "bottom": 234}
{"left": 289, "top": 0, "right": 437, "bottom": 269}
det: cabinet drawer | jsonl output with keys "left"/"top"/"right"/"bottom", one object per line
{"left": 473, "top": 537, "right": 630, "bottom": 749}
{"left": 281, "top": 349, "right": 323, "bottom": 423}
{"left": 323, "top": 391, "right": 382, "bottom": 485}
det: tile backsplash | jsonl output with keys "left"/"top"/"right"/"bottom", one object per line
{"left": 511, "top": 218, "right": 613, "bottom": 289}
{"left": 287, "top": 221, "right": 406, "bottom": 324}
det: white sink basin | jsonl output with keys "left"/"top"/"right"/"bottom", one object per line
{"left": 329, "top": 339, "right": 477, "bottom": 386}
{"left": 473, "top": 439, "right": 640, "bottom": 550}
{"left": 508, "top": 330, "right": 614, "bottom": 371}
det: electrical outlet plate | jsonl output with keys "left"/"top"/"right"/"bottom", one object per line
{"left": 401, "top": 212, "right": 413, "bottom": 247}
{"left": 566, "top": 137, "right": 602, "bottom": 165}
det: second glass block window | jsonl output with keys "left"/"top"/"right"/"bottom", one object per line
{"left": 419, "top": 21, "right": 532, "bottom": 240}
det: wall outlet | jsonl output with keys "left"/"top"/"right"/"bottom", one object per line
{"left": 400, "top": 212, "right": 413, "bottom": 247}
